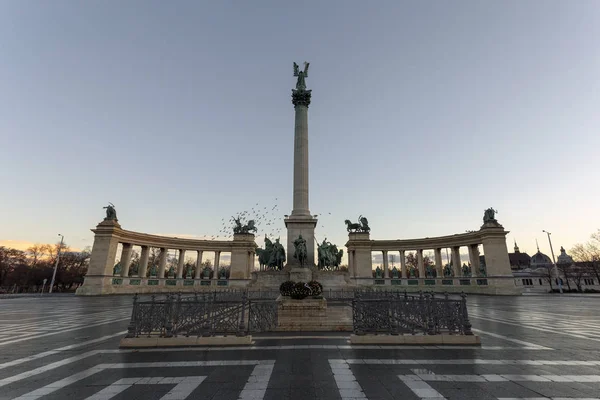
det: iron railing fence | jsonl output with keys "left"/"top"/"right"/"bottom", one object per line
{"left": 126, "top": 292, "right": 278, "bottom": 338}
{"left": 126, "top": 289, "right": 471, "bottom": 338}
{"left": 352, "top": 291, "right": 473, "bottom": 336}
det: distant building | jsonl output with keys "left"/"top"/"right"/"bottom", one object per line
{"left": 508, "top": 241, "right": 531, "bottom": 270}
{"left": 557, "top": 246, "right": 573, "bottom": 265}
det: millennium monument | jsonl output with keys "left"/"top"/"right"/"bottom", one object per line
{"left": 284, "top": 62, "right": 318, "bottom": 269}
{"left": 77, "top": 62, "right": 519, "bottom": 296}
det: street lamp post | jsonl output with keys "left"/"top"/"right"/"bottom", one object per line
{"left": 543, "top": 230, "right": 562, "bottom": 294}
{"left": 49, "top": 234, "right": 64, "bottom": 294}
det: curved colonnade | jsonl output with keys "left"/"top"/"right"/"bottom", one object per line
{"left": 77, "top": 219, "right": 518, "bottom": 295}
{"left": 346, "top": 221, "right": 518, "bottom": 294}
{"left": 76, "top": 220, "right": 257, "bottom": 295}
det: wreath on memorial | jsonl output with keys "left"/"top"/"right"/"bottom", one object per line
{"left": 307, "top": 280, "right": 323, "bottom": 296}
{"left": 290, "top": 282, "right": 312, "bottom": 299}
{"left": 279, "top": 280, "right": 295, "bottom": 296}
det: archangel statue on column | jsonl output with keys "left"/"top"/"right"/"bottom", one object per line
{"left": 293, "top": 62, "right": 310, "bottom": 91}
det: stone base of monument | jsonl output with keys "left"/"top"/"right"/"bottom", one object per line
{"left": 119, "top": 335, "right": 253, "bottom": 348}
{"left": 275, "top": 295, "right": 353, "bottom": 331}
{"left": 350, "top": 334, "right": 481, "bottom": 346}
{"left": 288, "top": 267, "right": 312, "bottom": 282}
{"left": 250, "top": 267, "right": 353, "bottom": 290}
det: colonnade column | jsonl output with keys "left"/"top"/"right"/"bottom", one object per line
{"left": 417, "top": 249, "right": 424, "bottom": 278}
{"left": 452, "top": 246, "right": 461, "bottom": 277}
{"left": 382, "top": 250, "right": 389, "bottom": 278}
{"left": 213, "top": 251, "right": 221, "bottom": 280}
{"left": 139, "top": 246, "right": 150, "bottom": 278}
{"left": 195, "top": 250, "right": 203, "bottom": 279}
{"left": 434, "top": 248, "right": 443, "bottom": 277}
{"left": 120, "top": 244, "right": 133, "bottom": 278}
{"left": 399, "top": 251, "right": 406, "bottom": 278}
{"left": 469, "top": 245, "right": 481, "bottom": 276}
{"left": 349, "top": 251, "right": 355, "bottom": 277}
{"left": 158, "top": 248, "right": 167, "bottom": 278}
{"left": 176, "top": 249, "right": 186, "bottom": 279}
{"left": 247, "top": 251, "right": 254, "bottom": 276}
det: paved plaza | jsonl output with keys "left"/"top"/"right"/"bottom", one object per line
{"left": 1, "top": 295, "right": 600, "bottom": 400}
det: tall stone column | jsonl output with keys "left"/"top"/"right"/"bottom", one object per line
{"left": 417, "top": 249, "right": 424, "bottom": 278}
{"left": 120, "top": 243, "right": 133, "bottom": 278}
{"left": 399, "top": 250, "right": 407, "bottom": 278}
{"left": 382, "top": 250, "right": 389, "bottom": 278}
{"left": 158, "top": 248, "right": 167, "bottom": 278}
{"left": 213, "top": 251, "right": 221, "bottom": 281}
{"left": 434, "top": 248, "right": 443, "bottom": 277}
{"left": 468, "top": 245, "right": 481, "bottom": 276}
{"left": 195, "top": 250, "right": 203, "bottom": 279}
{"left": 176, "top": 249, "right": 186, "bottom": 279}
{"left": 452, "top": 246, "right": 462, "bottom": 277}
{"left": 285, "top": 64, "right": 317, "bottom": 267}
{"left": 139, "top": 246, "right": 149, "bottom": 278}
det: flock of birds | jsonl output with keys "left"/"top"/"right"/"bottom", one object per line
{"left": 203, "top": 198, "right": 337, "bottom": 247}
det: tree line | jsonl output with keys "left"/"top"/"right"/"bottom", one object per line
{"left": 0, "top": 243, "right": 90, "bottom": 293}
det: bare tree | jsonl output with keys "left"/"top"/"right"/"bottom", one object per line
{"left": 556, "top": 263, "right": 573, "bottom": 291}
{"left": 571, "top": 229, "right": 600, "bottom": 284}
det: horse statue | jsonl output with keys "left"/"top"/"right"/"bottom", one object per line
{"left": 344, "top": 219, "right": 361, "bottom": 232}
{"left": 293, "top": 235, "right": 308, "bottom": 267}
{"left": 268, "top": 238, "right": 286, "bottom": 270}
{"left": 317, "top": 239, "right": 344, "bottom": 270}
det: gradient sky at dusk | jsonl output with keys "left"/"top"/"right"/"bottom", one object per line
{"left": 1, "top": 1, "right": 599, "bottom": 263}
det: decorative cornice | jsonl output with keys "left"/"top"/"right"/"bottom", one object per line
{"left": 92, "top": 222, "right": 257, "bottom": 251}
{"left": 292, "top": 89, "right": 311, "bottom": 107}
{"left": 346, "top": 227, "right": 509, "bottom": 251}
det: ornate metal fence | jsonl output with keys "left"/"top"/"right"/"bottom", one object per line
{"left": 352, "top": 291, "right": 473, "bottom": 336}
{"left": 125, "top": 292, "right": 279, "bottom": 338}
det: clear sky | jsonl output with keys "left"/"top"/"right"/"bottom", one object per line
{"left": 1, "top": 1, "right": 599, "bottom": 262}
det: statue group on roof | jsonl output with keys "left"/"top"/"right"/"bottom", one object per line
{"left": 344, "top": 215, "right": 370, "bottom": 233}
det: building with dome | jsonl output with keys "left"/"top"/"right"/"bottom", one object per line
{"left": 508, "top": 241, "right": 531, "bottom": 270}
{"left": 557, "top": 246, "right": 574, "bottom": 265}
{"left": 512, "top": 243, "right": 598, "bottom": 292}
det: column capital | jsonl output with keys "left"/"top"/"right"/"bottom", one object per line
{"left": 292, "top": 89, "right": 311, "bottom": 107}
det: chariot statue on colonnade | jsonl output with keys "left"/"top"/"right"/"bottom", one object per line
{"left": 483, "top": 208, "right": 498, "bottom": 224}
{"left": 103, "top": 203, "right": 117, "bottom": 221}
{"left": 233, "top": 217, "right": 258, "bottom": 234}
{"left": 344, "top": 215, "right": 370, "bottom": 233}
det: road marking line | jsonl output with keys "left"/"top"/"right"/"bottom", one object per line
{"left": 409, "top": 369, "right": 600, "bottom": 383}
{"left": 329, "top": 359, "right": 366, "bottom": 399}
{"left": 0, "top": 317, "right": 129, "bottom": 347}
{"left": 471, "top": 328, "right": 552, "bottom": 350}
{"left": 470, "top": 315, "right": 600, "bottom": 343}
{"left": 0, "top": 330, "right": 126, "bottom": 370}
{"left": 13, "top": 360, "right": 275, "bottom": 400}
{"left": 84, "top": 376, "right": 206, "bottom": 400}
{"left": 398, "top": 374, "right": 447, "bottom": 399}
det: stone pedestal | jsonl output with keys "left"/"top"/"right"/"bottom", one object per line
{"left": 346, "top": 232, "right": 372, "bottom": 282}
{"left": 276, "top": 295, "right": 351, "bottom": 331}
{"left": 289, "top": 267, "right": 313, "bottom": 283}
{"left": 284, "top": 216, "right": 318, "bottom": 267}
{"left": 76, "top": 220, "right": 122, "bottom": 296}
{"left": 230, "top": 233, "right": 256, "bottom": 279}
